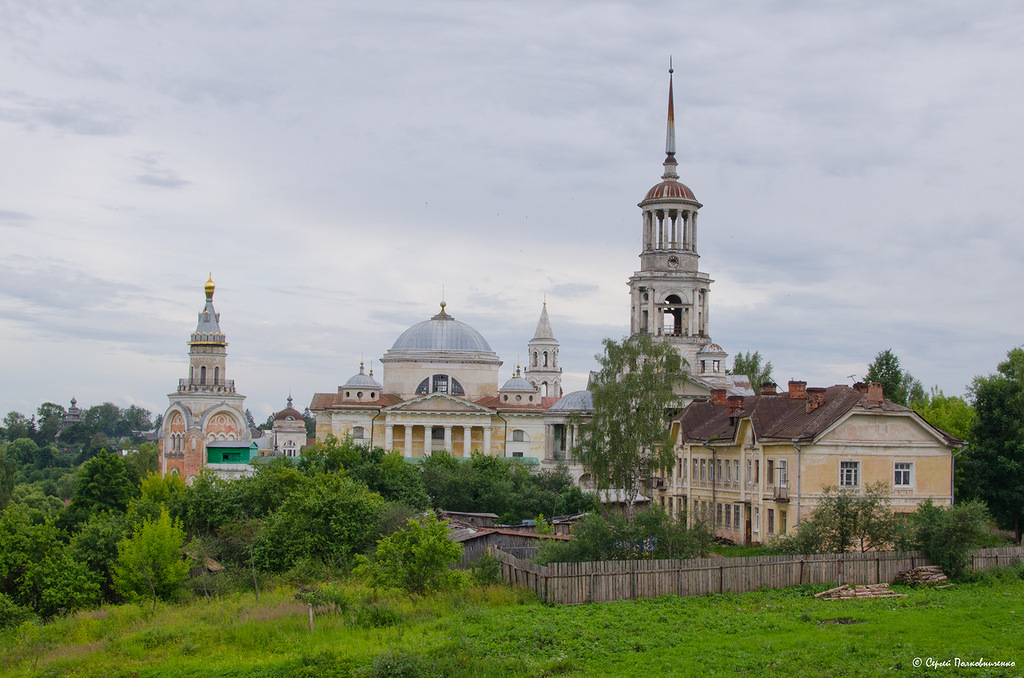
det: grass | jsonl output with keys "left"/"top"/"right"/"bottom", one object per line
{"left": 2, "top": 569, "right": 1022, "bottom": 677}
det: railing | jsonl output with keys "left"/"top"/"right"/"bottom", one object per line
{"left": 178, "top": 379, "right": 236, "bottom": 394}
{"left": 774, "top": 485, "right": 790, "bottom": 501}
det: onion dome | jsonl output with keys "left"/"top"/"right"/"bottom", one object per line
{"left": 189, "top": 275, "right": 226, "bottom": 345}
{"left": 549, "top": 390, "right": 594, "bottom": 412}
{"left": 343, "top": 362, "right": 383, "bottom": 390}
{"left": 387, "top": 303, "right": 495, "bottom": 355}
{"left": 274, "top": 395, "right": 304, "bottom": 422}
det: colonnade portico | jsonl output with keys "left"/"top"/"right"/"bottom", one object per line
{"left": 383, "top": 416, "right": 493, "bottom": 457}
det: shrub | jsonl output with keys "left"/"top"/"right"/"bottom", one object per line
{"left": 469, "top": 552, "right": 504, "bottom": 586}
{"left": 113, "top": 507, "right": 190, "bottom": 604}
{"left": 912, "top": 499, "right": 994, "bottom": 579}
{"left": 357, "top": 514, "right": 463, "bottom": 593}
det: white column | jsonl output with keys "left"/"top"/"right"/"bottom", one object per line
{"left": 462, "top": 425, "right": 471, "bottom": 457}
{"left": 570, "top": 424, "right": 578, "bottom": 461}
{"left": 691, "top": 212, "right": 698, "bottom": 252}
{"left": 385, "top": 424, "right": 394, "bottom": 451}
{"left": 483, "top": 424, "right": 491, "bottom": 456}
{"left": 444, "top": 425, "right": 452, "bottom": 453}
{"left": 404, "top": 424, "right": 412, "bottom": 457}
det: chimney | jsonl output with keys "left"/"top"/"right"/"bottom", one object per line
{"left": 726, "top": 395, "right": 745, "bottom": 416}
{"left": 788, "top": 380, "right": 807, "bottom": 400}
{"left": 853, "top": 382, "right": 868, "bottom": 394}
{"left": 867, "top": 381, "right": 883, "bottom": 405}
{"left": 760, "top": 381, "right": 778, "bottom": 395}
{"left": 806, "top": 387, "right": 826, "bottom": 413}
{"left": 711, "top": 389, "right": 727, "bottom": 406}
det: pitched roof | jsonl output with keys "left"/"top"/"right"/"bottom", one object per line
{"left": 677, "top": 384, "right": 961, "bottom": 446}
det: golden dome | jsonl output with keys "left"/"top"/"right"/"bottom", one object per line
{"left": 204, "top": 274, "right": 215, "bottom": 300}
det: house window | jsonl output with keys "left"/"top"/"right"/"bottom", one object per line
{"left": 754, "top": 459, "right": 760, "bottom": 483}
{"left": 767, "top": 459, "right": 775, "bottom": 486}
{"left": 780, "top": 510, "right": 788, "bottom": 535}
{"left": 716, "top": 459, "right": 722, "bottom": 483}
{"left": 894, "top": 462, "right": 912, "bottom": 487}
{"left": 778, "top": 459, "right": 788, "bottom": 487}
{"left": 746, "top": 458, "right": 752, "bottom": 483}
{"left": 767, "top": 509, "right": 775, "bottom": 535}
{"left": 700, "top": 458, "right": 706, "bottom": 481}
{"left": 734, "top": 505, "right": 740, "bottom": 529}
{"left": 716, "top": 503, "right": 723, "bottom": 525}
{"left": 692, "top": 458, "right": 698, "bottom": 480}
{"left": 840, "top": 461, "right": 860, "bottom": 487}
{"left": 725, "top": 504, "right": 731, "bottom": 527}
{"left": 351, "top": 426, "right": 364, "bottom": 439}
{"left": 512, "top": 429, "right": 525, "bottom": 442}
{"left": 753, "top": 507, "right": 760, "bottom": 533}
{"left": 725, "top": 460, "right": 731, "bottom": 483}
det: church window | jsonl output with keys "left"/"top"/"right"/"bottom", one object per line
{"left": 541, "top": 382, "right": 548, "bottom": 397}
{"left": 352, "top": 426, "right": 364, "bottom": 439}
{"left": 214, "top": 366, "right": 219, "bottom": 385}
{"left": 512, "top": 429, "right": 525, "bottom": 442}
{"left": 450, "top": 378, "right": 465, "bottom": 395}
{"left": 700, "top": 360, "right": 706, "bottom": 373}
{"left": 416, "top": 379, "right": 429, "bottom": 395}
{"left": 641, "top": 310, "right": 649, "bottom": 333}
{"left": 515, "top": 395, "right": 522, "bottom": 402}
{"left": 431, "top": 426, "right": 444, "bottom": 440}
{"left": 528, "top": 395, "right": 533, "bottom": 402}
{"left": 357, "top": 391, "right": 363, "bottom": 398}
{"left": 417, "top": 375, "right": 465, "bottom": 396}
{"left": 433, "top": 374, "right": 448, "bottom": 393}
{"left": 345, "top": 391, "right": 350, "bottom": 398}
{"left": 503, "top": 395, "right": 508, "bottom": 402}
{"left": 713, "top": 360, "right": 720, "bottom": 373}
{"left": 533, "top": 352, "right": 538, "bottom": 367}
{"left": 200, "top": 366, "right": 206, "bottom": 385}
{"left": 370, "top": 392, "right": 375, "bottom": 398}
{"left": 543, "top": 351, "right": 549, "bottom": 367}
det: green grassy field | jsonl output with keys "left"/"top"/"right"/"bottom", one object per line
{"left": 2, "top": 568, "right": 1022, "bottom": 677}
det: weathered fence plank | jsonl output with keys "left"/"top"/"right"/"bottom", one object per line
{"left": 488, "top": 546, "right": 1024, "bottom": 605}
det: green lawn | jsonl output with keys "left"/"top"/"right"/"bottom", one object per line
{"left": 3, "top": 570, "right": 1022, "bottom": 677}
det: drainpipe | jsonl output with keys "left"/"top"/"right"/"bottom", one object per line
{"left": 951, "top": 444, "right": 968, "bottom": 506}
{"left": 791, "top": 439, "right": 802, "bottom": 527}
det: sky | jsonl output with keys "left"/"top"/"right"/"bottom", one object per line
{"left": 2, "top": 1, "right": 1023, "bottom": 424}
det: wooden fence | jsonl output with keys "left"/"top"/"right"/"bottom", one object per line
{"left": 489, "top": 545, "right": 1024, "bottom": 605}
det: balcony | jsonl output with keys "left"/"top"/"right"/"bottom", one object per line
{"left": 773, "top": 485, "right": 790, "bottom": 502}
{"left": 178, "top": 379, "right": 236, "bottom": 394}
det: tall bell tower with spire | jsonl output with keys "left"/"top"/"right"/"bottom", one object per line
{"left": 524, "top": 301, "right": 562, "bottom": 398}
{"left": 628, "top": 64, "right": 727, "bottom": 383}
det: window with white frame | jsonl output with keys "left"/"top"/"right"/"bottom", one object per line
{"left": 778, "top": 459, "right": 788, "bottom": 487}
{"left": 692, "top": 458, "right": 698, "bottom": 480}
{"left": 767, "top": 508, "right": 775, "bottom": 534}
{"left": 746, "top": 458, "right": 752, "bottom": 483}
{"left": 894, "top": 462, "right": 912, "bottom": 487}
{"left": 700, "top": 458, "right": 706, "bottom": 481}
{"left": 753, "top": 507, "right": 760, "bottom": 533}
{"left": 725, "top": 504, "right": 731, "bottom": 527}
{"left": 734, "top": 505, "right": 740, "bottom": 529}
{"left": 840, "top": 461, "right": 860, "bottom": 487}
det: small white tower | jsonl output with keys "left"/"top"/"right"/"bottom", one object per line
{"left": 524, "top": 302, "right": 562, "bottom": 398}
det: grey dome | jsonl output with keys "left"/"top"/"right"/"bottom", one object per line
{"left": 344, "top": 372, "right": 382, "bottom": 389}
{"left": 501, "top": 376, "right": 536, "bottom": 392}
{"left": 550, "top": 390, "right": 593, "bottom": 412}
{"left": 389, "top": 303, "right": 493, "bottom": 353}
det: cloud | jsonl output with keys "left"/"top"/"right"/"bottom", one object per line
{"left": 133, "top": 152, "right": 191, "bottom": 189}
{"left": 0, "top": 90, "right": 130, "bottom": 135}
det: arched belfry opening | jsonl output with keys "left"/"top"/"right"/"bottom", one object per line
{"left": 663, "top": 294, "right": 684, "bottom": 337}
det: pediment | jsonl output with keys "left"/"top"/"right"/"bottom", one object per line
{"left": 384, "top": 392, "right": 494, "bottom": 414}
{"left": 817, "top": 411, "right": 950, "bottom": 446}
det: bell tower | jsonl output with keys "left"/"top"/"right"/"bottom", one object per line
{"left": 628, "top": 65, "right": 725, "bottom": 381}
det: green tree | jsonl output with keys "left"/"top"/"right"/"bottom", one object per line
{"left": 574, "top": 334, "right": 682, "bottom": 518}
{"left": 771, "top": 483, "right": 899, "bottom": 553}
{"left": 6, "top": 437, "right": 39, "bottom": 467}
{"left": 2, "top": 411, "right": 34, "bottom": 442}
{"left": 729, "top": 350, "right": 774, "bottom": 391}
{"left": 357, "top": 514, "right": 463, "bottom": 593}
{"left": 120, "top": 405, "right": 153, "bottom": 433}
{"left": 113, "top": 508, "right": 190, "bottom": 606}
{"left": 67, "top": 449, "right": 137, "bottom": 524}
{"left": 864, "top": 349, "right": 923, "bottom": 406}
{"left": 912, "top": 388, "right": 974, "bottom": 442}
{"left": 255, "top": 472, "right": 386, "bottom": 571}
{"left": 0, "top": 446, "right": 16, "bottom": 509}
{"left": 34, "top": 402, "right": 66, "bottom": 445}
{"left": 911, "top": 499, "right": 993, "bottom": 579}
{"left": 961, "top": 347, "right": 1024, "bottom": 542}
{"left": 85, "top": 403, "right": 122, "bottom": 436}
{"left": 71, "top": 511, "right": 128, "bottom": 602}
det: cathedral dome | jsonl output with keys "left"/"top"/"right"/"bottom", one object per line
{"left": 389, "top": 303, "right": 493, "bottom": 353}
{"left": 274, "top": 396, "right": 303, "bottom": 422}
{"left": 644, "top": 180, "right": 697, "bottom": 202}
{"left": 550, "top": 390, "right": 593, "bottom": 412}
{"left": 343, "top": 363, "right": 382, "bottom": 389}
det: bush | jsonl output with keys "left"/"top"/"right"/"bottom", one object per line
{"left": 113, "top": 507, "right": 190, "bottom": 603}
{"left": 469, "top": 552, "right": 504, "bottom": 586}
{"left": 912, "top": 499, "right": 994, "bottom": 579}
{"left": 357, "top": 514, "right": 463, "bottom": 593}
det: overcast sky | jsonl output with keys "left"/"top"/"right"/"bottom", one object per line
{"left": 2, "top": 1, "right": 1023, "bottom": 423}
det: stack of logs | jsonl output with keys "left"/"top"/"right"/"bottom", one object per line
{"left": 894, "top": 565, "right": 949, "bottom": 587}
{"left": 814, "top": 583, "right": 908, "bottom": 600}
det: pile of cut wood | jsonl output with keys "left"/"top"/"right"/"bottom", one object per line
{"left": 814, "top": 583, "right": 907, "bottom": 600}
{"left": 894, "top": 565, "right": 949, "bottom": 587}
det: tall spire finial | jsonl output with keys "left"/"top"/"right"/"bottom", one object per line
{"left": 662, "top": 58, "right": 678, "bottom": 180}
{"left": 205, "top": 273, "right": 215, "bottom": 300}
